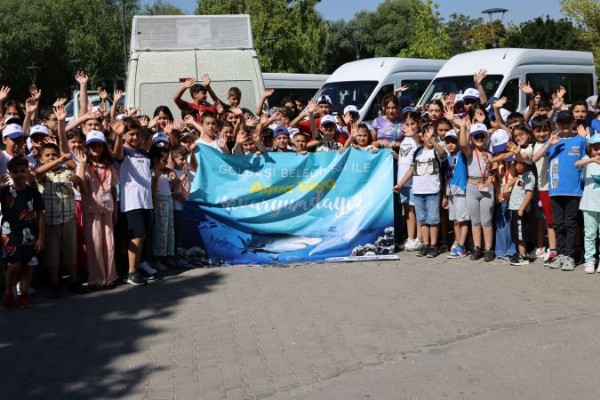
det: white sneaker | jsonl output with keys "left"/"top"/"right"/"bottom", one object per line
{"left": 15, "top": 282, "right": 36, "bottom": 296}
{"left": 139, "top": 261, "right": 157, "bottom": 275}
{"left": 405, "top": 238, "right": 423, "bottom": 251}
{"left": 584, "top": 261, "right": 596, "bottom": 274}
{"left": 536, "top": 247, "right": 546, "bottom": 258}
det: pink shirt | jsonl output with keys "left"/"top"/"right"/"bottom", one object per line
{"left": 81, "top": 163, "right": 119, "bottom": 214}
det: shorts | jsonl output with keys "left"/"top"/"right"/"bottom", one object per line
{"left": 413, "top": 193, "right": 441, "bottom": 225}
{"left": 2, "top": 239, "right": 37, "bottom": 267}
{"left": 538, "top": 190, "right": 553, "bottom": 226}
{"left": 398, "top": 186, "right": 414, "bottom": 206}
{"left": 126, "top": 209, "right": 153, "bottom": 239}
{"left": 448, "top": 193, "right": 469, "bottom": 222}
{"left": 510, "top": 210, "right": 529, "bottom": 244}
{"left": 44, "top": 218, "right": 77, "bottom": 267}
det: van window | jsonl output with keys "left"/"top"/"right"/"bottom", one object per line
{"left": 500, "top": 79, "right": 520, "bottom": 112}
{"left": 526, "top": 73, "right": 594, "bottom": 104}
{"left": 401, "top": 80, "right": 433, "bottom": 104}
{"left": 316, "top": 81, "right": 378, "bottom": 115}
{"left": 420, "top": 75, "right": 503, "bottom": 106}
{"left": 364, "top": 84, "right": 395, "bottom": 121}
{"left": 268, "top": 89, "right": 320, "bottom": 110}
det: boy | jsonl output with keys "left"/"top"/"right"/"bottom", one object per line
{"left": 272, "top": 126, "right": 292, "bottom": 152}
{"left": 442, "top": 130, "right": 469, "bottom": 258}
{"left": 1, "top": 157, "right": 45, "bottom": 309}
{"left": 306, "top": 115, "right": 342, "bottom": 152}
{"left": 171, "top": 145, "right": 193, "bottom": 251}
{"left": 173, "top": 76, "right": 216, "bottom": 123}
{"left": 35, "top": 143, "right": 85, "bottom": 296}
{"left": 506, "top": 160, "right": 536, "bottom": 266}
{"left": 539, "top": 110, "right": 586, "bottom": 271}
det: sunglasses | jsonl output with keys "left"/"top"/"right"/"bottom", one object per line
{"left": 472, "top": 133, "right": 486, "bottom": 140}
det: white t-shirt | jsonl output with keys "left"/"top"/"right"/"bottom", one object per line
{"left": 411, "top": 147, "right": 444, "bottom": 195}
{"left": 118, "top": 147, "right": 153, "bottom": 212}
{"left": 533, "top": 141, "right": 549, "bottom": 191}
{"left": 397, "top": 136, "right": 420, "bottom": 187}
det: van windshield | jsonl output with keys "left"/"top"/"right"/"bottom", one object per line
{"left": 315, "top": 81, "right": 378, "bottom": 115}
{"left": 419, "top": 75, "right": 503, "bottom": 106}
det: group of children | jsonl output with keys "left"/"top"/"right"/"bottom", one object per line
{"left": 2, "top": 69, "right": 600, "bottom": 310}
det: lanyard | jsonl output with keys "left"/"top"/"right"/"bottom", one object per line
{"left": 474, "top": 149, "right": 488, "bottom": 180}
{"left": 90, "top": 163, "right": 108, "bottom": 188}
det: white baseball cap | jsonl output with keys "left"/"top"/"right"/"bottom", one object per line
{"left": 2, "top": 124, "right": 25, "bottom": 139}
{"left": 86, "top": 130, "right": 106, "bottom": 145}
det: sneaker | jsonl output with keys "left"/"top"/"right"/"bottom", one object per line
{"left": 544, "top": 250, "right": 558, "bottom": 266}
{"left": 469, "top": 247, "right": 483, "bottom": 261}
{"left": 426, "top": 245, "right": 440, "bottom": 258}
{"left": 405, "top": 238, "right": 423, "bottom": 252}
{"left": 447, "top": 245, "right": 468, "bottom": 259}
{"left": 139, "top": 261, "right": 157, "bottom": 275}
{"left": 510, "top": 254, "right": 529, "bottom": 266}
{"left": 4, "top": 294, "right": 16, "bottom": 310}
{"left": 584, "top": 261, "right": 596, "bottom": 274}
{"left": 484, "top": 249, "right": 495, "bottom": 262}
{"left": 450, "top": 243, "right": 458, "bottom": 253}
{"left": 547, "top": 254, "right": 563, "bottom": 269}
{"left": 19, "top": 293, "right": 32, "bottom": 308}
{"left": 535, "top": 247, "right": 546, "bottom": 258}
{"left": 438, "top": 241, "right": 448, "bottom": 253}
{"left": 560, "top": 256, "right": 576, "bottom": 271}
{"left": 126, "top": 271, "right": 147, "bottom": 286}
{"left": 416, "top": 245, "right": 429, "bottom": 257}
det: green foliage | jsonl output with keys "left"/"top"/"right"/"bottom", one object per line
{"left": 0, "top": 0, "right": 139, "bottom": 103}
{"left": 197, "top": 0, "right": 327, "bottom": 73}
{"left": 561, "top": 0, "right": 600, "bottom": 73}
{"left": 142, "top": 0, "right": 185, "bottom": 15}
{"left": 444, "top": 13, "right": 484, "bottom": 55}
{"left": 398, "top": 0, "right": 450, "bottom": 59}
{"left": 504, "top": 17, "right": 588, "bottom": 50}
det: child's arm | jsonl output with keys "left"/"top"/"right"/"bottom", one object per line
{"left": 74, "top": 149, "right": 87, "bottom": 194}
{"left": 575, "top": 155, "right": 600, "bottom": 168}
{"left": 173, "top": 77, "right": 196, "bottom": 108}
{"left": 392, "top": 166, "right": 415, "bottom": 192}
{"left": 255, "top": 89, "right": 274, "bottom": 116}
{"left": 492, "top": 96, "right": 510, "bottom": 131}
{"left": 35, "top": 153, "right": 71, "bottom": 176}
{"left": 201, "top": 73, "right": 222, "bottom": 105}
{"left": 519, "top": 189, "right": 534, "bottom": 217}
{"left": 111, "top": 120, "right": 126, "bottom": 161}
{"left": 54, "top": 104, "right": 69, "bottom": 155}
{"left": 473, "top": 69, "right": 488, "bottom": 106}
{"left": 35, "top": 210, "right": 45, "bottom": 253}
{"left": 110, "top": 89, "right": 124, "bottom": 121}
{"left": 76, "top": 71, "right": 89, "bottom": 118}
{"left": 455, "top": 117, "right": 472, "bottom": 158}
{"left": 111, "top": 186, "right": 118, "bottom": 225}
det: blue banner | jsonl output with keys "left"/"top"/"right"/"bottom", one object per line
{"left": 185, "top": 146, "right": 396, "bottom": 265}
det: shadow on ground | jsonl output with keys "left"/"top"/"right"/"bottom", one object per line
{"left": 0, "top": 270, "right": 224, "bottom": 399}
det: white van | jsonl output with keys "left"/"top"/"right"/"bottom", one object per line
{"left": 314, "top": 57, "right": 445, "bottom": 122}
{"left": 262, "top": 72, "right": 329, "bottom": 108}
{"left": 125, "top": 15, "right": 264, "bottom": 116}
{"left": 418, "top": 48, "right": 598, "bottom": 113}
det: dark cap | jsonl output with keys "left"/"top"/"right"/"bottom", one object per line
{"left": 556, "top": 110, "right": 574, "bottom": 124}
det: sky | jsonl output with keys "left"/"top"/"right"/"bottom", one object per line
{"left": 155, "top": 0, "right": 565, "bottom": 25}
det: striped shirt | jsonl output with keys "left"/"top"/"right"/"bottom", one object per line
{"left": 38, "top": 167, "right": 75, "bottom": 225}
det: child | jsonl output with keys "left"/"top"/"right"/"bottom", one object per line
{"left": 341, "top": 123, "right": 378, "bottom": 152}
{"left": 173, "top": 77, "right": 215, "bottom": 123}
{"left": 0, "top": 124, "right": 27, "bottom": 179}
{"left": 541, "top": 110, "right": 586, "bottom": 271}
{"left": 307, "top": 115, "right": 342, "bottom": 152}
{"left": 506, "top": 160, "right": 536, "bottom": 265}
{"left": 290, "top": 129, "right": 309, "bottom": 153}
{"left": 35, "top": 143, "right": 85, "bottom": 297}
{"left": 171, "top": 145, "right": 193, "bottom": 251}
{"left": 394, "top": 124, "right": 446, "bottom": 257}
{"left": 272, "top": 126, "right": 293, "bottom": 152}
{"left": 150, "top": 144, "right": 178, "bottom": 270}
{"left": 112, "top": 118, "right": 153, "bottom": 285}
{"left": 575, "top": 134, "right": 600, "bottom": 273}
{"left": 457, "top": 120, "right": 497, "bottom": 262}
{"left": 442, "top": 130, "right": 469, "bottom": 258}
{"left": 1, "top": 157, "right": 45, "bottom": 309}
{"left": 76, "top": 131, "right": 119, "bottom": 289}
{"left": 531, "top": 116, "right": 558, "bottom": 264}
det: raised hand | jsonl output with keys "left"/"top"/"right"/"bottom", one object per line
{"left": 75, "top": 71, "right": 88, "bottom": 86}
{"left": 556, "top": 86, "right": 567, "bottom": 99}
{"left": 127, "top": 107, "right": 139, "bottom": 117}
{"left": 138, "top": 115, "right": 149, "bottom": 127}
{"left": 173, "top": 120, "right": 186, "bottom": 132}
{"left": 110, "top": 120, "right": 125, "bottom": 136}
{"left": 53, "top": 105, "right": 66, "bottom": 121}
{"left": 0, "top": 86, "right": 11, "bottom": 102}
{"left": 473, "top": 69, "right": 487, "bottom": 86}
{"left": 262, "top": 88, "right": 275, "bottom": 98}
{"left": 201, "top": 73, "right": 211, "bottom": 87}
{"left": 215, "top": 100, "right": 224, "bottom": 115}
{"left": 73, "top": 147, "right": 87, "bottom": 164}
{"left": 394, "top": 85, "right": 409, "bottom": 93}
{"left": 304, "top": 99, "right": 318, "bottom": 114}
{"left": 113, "top": 89, "right": 123, "bottom": 103}
{"left": 506, "top": 141, "right": 520, "bottom": 155}
{"left": 518, "top": 81, "right": 533, "bottom": 95}
{"left": 53, "top": 97, "right": 67, "bottom": 107}
{"left": 182, "top": 77, "right": 196, "bottom": 88}
{"left": 25, "top": 96, "right": 38, "bottom": 114}
{"left": 493, "top": 96, "right": 507, "bottom": 109}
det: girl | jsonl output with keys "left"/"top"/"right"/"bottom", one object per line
{"left": 150, "top": 144, "right": 179, "bottom": 270}
{"left": 575, "top": 134, "right": 600, "bottom": 273}
{"left": 396, "top": 111, "right": 423, "bottom": 251}
{"left": 341, "top": 123, "right": 378, "bottom": 152}
{"left": 76, "top": 131, "right": 119, "bottom": 289}
{"left": 457, "top": 119, "right": 497, "bottom": 262}
{"left": 150, "top": 105, "right": 174, "bottom": 133}
{"left": 219, "top": 121, "right": 236, "bottom": 152}
{"left": 371, "top": 94, "right": 403, "bottom": 150}
{"left": 427, "top": 100, "right": 444, "bottom": 126}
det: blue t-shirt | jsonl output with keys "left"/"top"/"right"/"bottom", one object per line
{"left": 445, "top": 151, "right": 468, "bottom": 195}
{"left": 590, "top": 119, "right": 600, "bottom": 136}
{"left": 546, "top": 135, "right": 586, "bottom": 197}
{"left": 371, "top": 117, "right": 403, "bottom": 142}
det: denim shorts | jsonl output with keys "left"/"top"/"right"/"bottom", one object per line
{"left": 413, "top": 193, "right": 441, "bottom": 225}
{"left": 398, "top": 186, "right": 414, "bottom": 206}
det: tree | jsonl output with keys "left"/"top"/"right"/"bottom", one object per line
{"left": 142, "top": 0, "right": 185, "bottom": 15}
{"left": 398, "top": 0, "right": 450, "bottom": 59}
{"left": 467, "top": 20, "right": 507, "bottom": 50}
{"left": 196, "top": 0, "right": 327, "bottom": 73}
{"left": 504, "top": 17, "right": 588, "bottom": 51}
{"left": 444, "top": 13, "right": 484, "bottom": 55}
{"left": 561, "top": 0, "right": 600, "bottom": 71}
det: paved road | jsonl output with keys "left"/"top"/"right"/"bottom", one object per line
{"left": 2, "top": 252, "right": 600, "bottom": 399}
